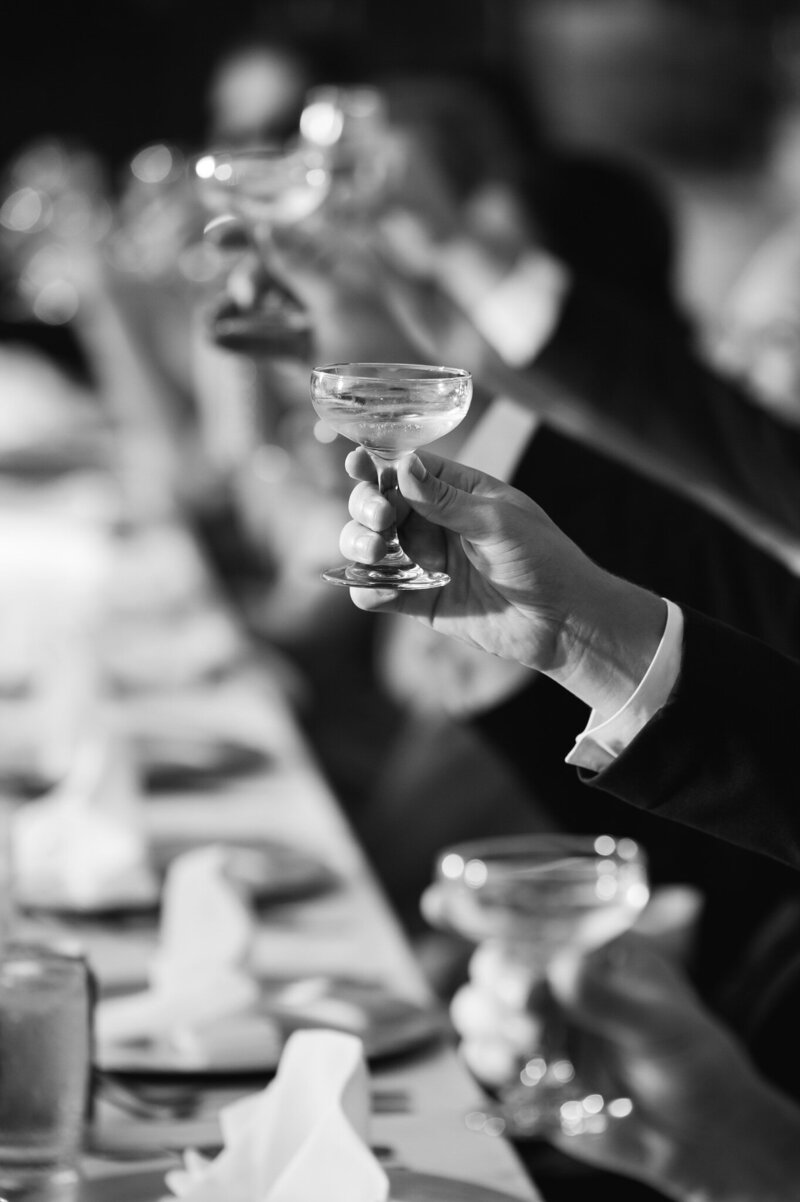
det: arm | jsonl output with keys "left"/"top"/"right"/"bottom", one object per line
{"left": 584, "top": 605, "right": 800, "bottom": 870}
{"left": 445, "top": 918, "right": 800, "bottom": 1202}
{"left": 342, "top": 449, "right": 800, "bottom": 870}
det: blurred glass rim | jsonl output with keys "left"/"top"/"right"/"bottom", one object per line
{"left": 436, "top": 833, "right": 646, "bottom": 885}
{"left": 190, "top": 143, "right": 328, "bottom": 187}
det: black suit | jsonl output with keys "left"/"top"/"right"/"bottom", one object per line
{"left": 585, "top": 603, "right": 799, "bottom": 871}
{"left": 529, "top": 277, "right": 800, "bottom": 544}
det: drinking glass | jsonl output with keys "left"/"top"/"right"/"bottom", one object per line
{"left": 299, "top": 85, "right": 392, "bottom": 216}
{"left": 310, "top": 361, "right": 472, "bottom": 589}
{"left": 0, "top": 942, "right": 93, "bottom": 1194}
{"left": 191, "top": 144, "right": 330, "bottom": 357}
{"left": 433, "top": 833, "right": 650, "bottom": 1139}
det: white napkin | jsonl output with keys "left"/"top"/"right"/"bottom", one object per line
{"left": 166, "top": 1029, "right": 390, "bottom": 1202}
{"left": 12, "top": 730, "right": 158, "bottom": 911}
{"left": 95, "top": 845, "right": 278, "bottom": 1068}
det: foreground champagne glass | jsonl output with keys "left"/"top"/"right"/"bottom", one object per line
{"left": 434, "top": 834, "right": 650, "bottom": 1139}
{"left": 310, "top": 362, "right": 472, "bottom": 589}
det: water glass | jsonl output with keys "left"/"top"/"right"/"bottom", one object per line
{"left": 0, "top": 942, "right": 93, "bottom": 1195}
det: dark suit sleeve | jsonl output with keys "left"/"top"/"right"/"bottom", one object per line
{"left": 530, "top": 280, "right": 800, "bottom": 542}
{"left": 583, "top": 606, "right": 800, "bottom": 870}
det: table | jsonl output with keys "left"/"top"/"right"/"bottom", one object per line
{"left": 6, "top": 503, "right": 542, "bottom": 1202}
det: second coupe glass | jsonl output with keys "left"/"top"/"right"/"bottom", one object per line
{"left": 433, "top": 833, "right": 650, "bottom": 1138}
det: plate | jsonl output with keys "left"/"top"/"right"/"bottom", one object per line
{"left": 95, "top": 976, "right": 447, "bottom": 1079}
{"left": 137, "top": 734, "right": 273, "bottom": 792}
{"left": 77, "top": 1167, "right": 525, "bottom": 1202}
{"left": 0, "top": 732, "right": 272, "bottom": 800}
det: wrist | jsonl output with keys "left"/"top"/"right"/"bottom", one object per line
{"left": 547, "top": 569, "right": 667, "bottom": 717}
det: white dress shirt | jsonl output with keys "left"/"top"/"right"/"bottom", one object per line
{"left": 566, "top": 600, "right": 684, "bottom": 772}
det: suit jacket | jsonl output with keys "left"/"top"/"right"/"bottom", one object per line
{"left": 529, "top": 277, "right": 800, "bottom": 545}
{"left": 586, "top": 603, "right": 800, "bottom": 870}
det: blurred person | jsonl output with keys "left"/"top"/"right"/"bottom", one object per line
{"left": 268, "top": 139, "right": 800, "bottom": 934}
{"left": 206, "top": 37, "right": 314, "bottom": 147}
{"left": 0, "top": 138, "right": 200, "bottom": 522}
{"left": 264, "top": 100, "right": 800, "bottom": 1097}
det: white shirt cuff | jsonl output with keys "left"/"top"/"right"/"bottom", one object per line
{"left": 565, "top": 599, "right": 684, "bottom": 774}
{"left": 462, "top": 250, "right": 571, "bottom": 368}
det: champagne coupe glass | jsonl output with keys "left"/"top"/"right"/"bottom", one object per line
{"left": 433, "top": 833, "right": 650, "bottom": 1139}
{"left": 299, "top": 85, "right": 392, "bottom": 216}
{"left": 191, "top": 144, "right": 329, "bottom": 357}
{"left": 310, "top": 361, "right": 472, "bottom": 589}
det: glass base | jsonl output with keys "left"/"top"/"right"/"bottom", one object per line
{"left": 321, "top": 562, "right": 450, "bottom": 590}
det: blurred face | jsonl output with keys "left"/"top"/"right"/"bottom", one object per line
{"left": 512, "top": 0, "right": 776, "bottom": 169}
{"left": 208, "top": 48, "right": 310, "bottom": 144}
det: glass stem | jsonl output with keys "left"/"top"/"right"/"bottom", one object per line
{"left": 369, "top": 453, "right": 416, "bottom": 569}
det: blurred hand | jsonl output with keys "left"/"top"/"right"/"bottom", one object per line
{"left": 545, "top": 926, "right": 800, "bottom": 1200}
{"left": 340, "top": 448, "right": 665, "bottom": 717}
{"left": 431, "top": 884, "right": 800, "bottom": 1201}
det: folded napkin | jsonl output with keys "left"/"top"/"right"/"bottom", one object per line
{"left": 166, "top": 1029, "right": 390, "bottom": 1202}
{"left": 13, "top": 729, "right": 158, "bottom": 911}
{"left": 96, "top": 844, "right": 279, "bottom": 1069}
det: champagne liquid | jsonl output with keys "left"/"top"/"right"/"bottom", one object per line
{"left": 313, "top": 392, "right": 471, "bottom": 455}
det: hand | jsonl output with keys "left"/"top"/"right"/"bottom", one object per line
{"left": 545, "top": 929, "right": 800, "bottom": 1201}
{"left": 438, "top": 887, "right": 800, "bottom": 1202}
{"left": 341, "top": 449, "right": 666, "bottom": 717}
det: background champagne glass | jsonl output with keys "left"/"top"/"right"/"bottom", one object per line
{"left": 433, "top": 833, "right": 650, "bottom": 1138}
{"left": 310, "top": 361, "right": 472, "bottom": 589}
{"left": 191, "top": 144, "right": 329, "bottom": 358}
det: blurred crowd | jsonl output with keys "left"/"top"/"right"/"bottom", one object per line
{"left": 4, "top": 1, "right": 800, "bottom": 1199}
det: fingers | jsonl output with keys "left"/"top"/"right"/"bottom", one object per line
{"left": 345, "top": 447, "right": 376, "bottom": 482}
{"left": 349, "top": 587, "right": 402, "bottom": 612}
{"left": 347, "top": 480, "right": 393, "bottom": 530}
{"left": 632, "top": 885, "right": 704, "bottom": 966}
{"left": 451, "top": 982, "right": 541, "bottom": 1088}
{"left": 450, "top": 944, "right": 544, "bottom": 1088}
{"left": 339, "top": 519, "right": 388, "bottom": 565}
{"left": 547, "top": 932, "right": 717, "bottom": 1053}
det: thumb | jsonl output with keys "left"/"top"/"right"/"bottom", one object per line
{"left": 395, "top": 453, "right": 502, "bottom": 542}
{"left": 548, "top": 933, "right": 712, "bottom": 1053}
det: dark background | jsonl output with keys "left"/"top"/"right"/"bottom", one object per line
{"left": 0, "top": 0, "right": 507, "bottom": 172}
